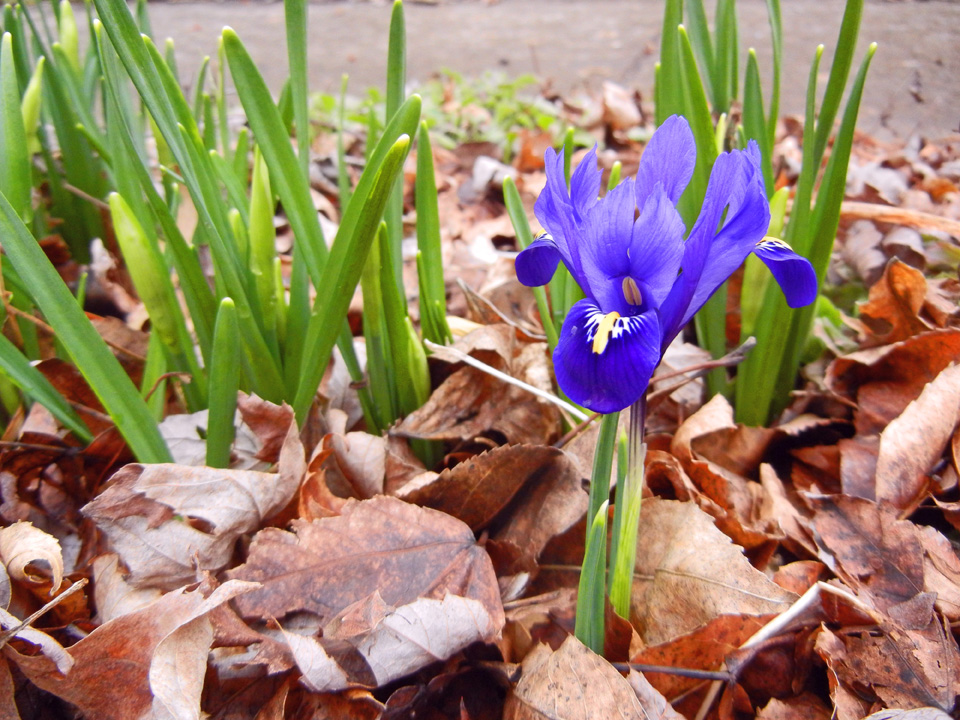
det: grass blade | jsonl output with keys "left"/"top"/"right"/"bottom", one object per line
{"left": 0, "top": 333, "right": 92, "bottom": 442}
{"left": 655, "top": 0, "right": 684, "bottom": 123}
{"left": 384, "top": 0, "right": 406, "bottom": 294}
{"left": 293, "top": 134, "right": 412, "bottom": 422}
{"left": 812, "top": 0, "right": 863, "bottom": 162}
{"left": 284, "top": 0, "right": 310, "bottom": 181}
{"left": 0, "top": 33, "right": 31, "bottom": 222}
{"left": 0, "top": 190, "right": 171, "bottom": 462}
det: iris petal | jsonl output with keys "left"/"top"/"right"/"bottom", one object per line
{"left": 577, "top": 179, "right": 637, "bottom": 314}
{"left": 627, "top": 184, "right": 686, "bottom": 307}
{"left": 635, "top": 115, "right": 696, "bottom": 205}
{"left": 553, "top": 299, "right": 661, "bottom": 414}
{"left": 515, "top": 234, "right": 563, "bottom": 287}
{"left": 569, "top": 145, "right": 602, "bottom": 220}
{"left": 658, "top": 142, "right": 770, "bottom": 345}
{"left": 753, "top": 238, "right": 818, "bottom": 308}
{"left": 535, "top": 148, "right": 591, "bottom": 292}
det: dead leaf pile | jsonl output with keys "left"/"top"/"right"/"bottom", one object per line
{"left": 2, "top": 82, "right": 960, "bottom": 720}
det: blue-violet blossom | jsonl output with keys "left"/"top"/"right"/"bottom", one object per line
{"left": 516, "top": 115, "right": 818, "bottom": 414}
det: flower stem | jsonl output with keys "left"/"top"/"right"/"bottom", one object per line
{"left": 574, "top": 411, "right": 619, "bottom": 653}
{"left": 609, "top": 397, "right": 647, "bottom": 618}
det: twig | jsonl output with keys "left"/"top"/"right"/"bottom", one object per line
{"left": 0, "top": 577, "right": 88, "bottom": 648}
{"left": 143, "top": 371, "right": 192, "bottom": 402}
{"left": 423, "top": 339, "right": 589, "bottom": 422}
{"left": 839, "top": 200, "right": 960, "bottom": 238}
{"left": 4, "top": 303, "right": 147, "bottom": 362}
{"left": 612, "top": 662, "right": 734, "bottom": 682}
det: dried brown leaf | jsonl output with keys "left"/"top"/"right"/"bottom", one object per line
{"left": 504, "top": 636, "right": 645, "bottom": 719}
{"left": 625, "top": 669, "right": 684, "bottom": 720}
{"left": 6, "top": 581, "right": 255, "bottom": 720}
{"left": 758, "top": 692, "right": 833, "bottom": 720}
{"left": 876, "top": 363, "right": 960, "bottom": 509}
{"left": 227, "top": 496, "right": 504, "bottom": 633}
{"left": 286, "top": 593, "right": 499, "bottom": 691}
{"left": 397, "top": 325, "right": 561, "bottom": 446}
{"left": 631, "top": 614, "right": 769, "bottom": 701}
{"left": 91, "top": 553, "right": 162, "bottom": 623}
{"left": 396, "top": 444, "right": 567, "bottom": 531}
{"left": 810, "top": 495, "right": 926, "bottom": 623}
{"left": 816, "top": 617, "right": 960, "bottom": 714}
{"left": 631, "top": 498, "right": 796, "bottom": 645}
{"left": 83, "top": 421, "right": 303, "bottom": 590}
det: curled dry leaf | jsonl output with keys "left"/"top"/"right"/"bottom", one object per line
{"left": 826, "top": 329, "right": 960, "bottom": 435}
{"left": 0, "top": 521, "right": 63, "bottom": 594}
{"left": 876, "top": 362, "right": 960, "bottom": 510}
{"left": 504, "top": 636, "right": 646, "bottom": 719}
{"left": 630, "top": 498, "right": 796, "bottom": 646}
{"left": 227, "top": 496, "right": 504, "bottom": 634}
{"left": 858, "top": 259, "right": 934, "bottom": 346}
{"left": 300, "top": 427, "right": 386, "bottom": 520}
{"left": 670, "top": 395, "right": 781, "bottom": 551}
{"left": 5, "top": 580, "right": 256, "bottom": 720}
{"left": 82, "top": 418, "right": 304, "bottom": 590}
{"left": 284, "top": 593, "right": 499, "bottom": 691}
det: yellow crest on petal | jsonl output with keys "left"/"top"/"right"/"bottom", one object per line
{"left": 592, "top": 312, "right": 621, "bottom": 355}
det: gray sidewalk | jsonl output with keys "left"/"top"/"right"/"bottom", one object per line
{"left": 143, "top": 1, "right": 959, "bottom": 140}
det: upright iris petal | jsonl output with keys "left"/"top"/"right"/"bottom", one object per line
{"left": 515, "top": 115, "right": 818, "bottom": 414}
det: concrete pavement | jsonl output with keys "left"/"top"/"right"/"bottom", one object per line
{"left": 140, "top": 1, "right": 959, "bottom": 140}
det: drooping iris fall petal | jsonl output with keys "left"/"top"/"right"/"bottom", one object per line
{"left": 553, "top": 299, "right": 661, "bottom": 414}
{"left": 753, "top": 237, "right": 819, "bottom": 308}
{"left": 514, "top": 233, "right": 563, "bottom": 287}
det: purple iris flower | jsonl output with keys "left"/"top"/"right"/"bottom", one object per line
{"left": 515, "top": 115, "right": 818, "bottom": 414}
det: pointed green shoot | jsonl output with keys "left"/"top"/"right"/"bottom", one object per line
{"left": 384, "top": 0, "right": 407, "bottom": 294}
{"left": 415, "top": 121, "right": 451, "bottom": 345}
{"left": 575, "top": 500, "right": 608, "bottom": 655}
{"left": 284, "top": 0, "right": 310, "bottom": 181}
{"left": 108, "top": 192, "right": 207, "bottom": 409}
{"left": 0, "top": 33, "right": 31, "bottom": 223}
{"left": 206, "top": 298, "right": 240, "bottom": 469}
